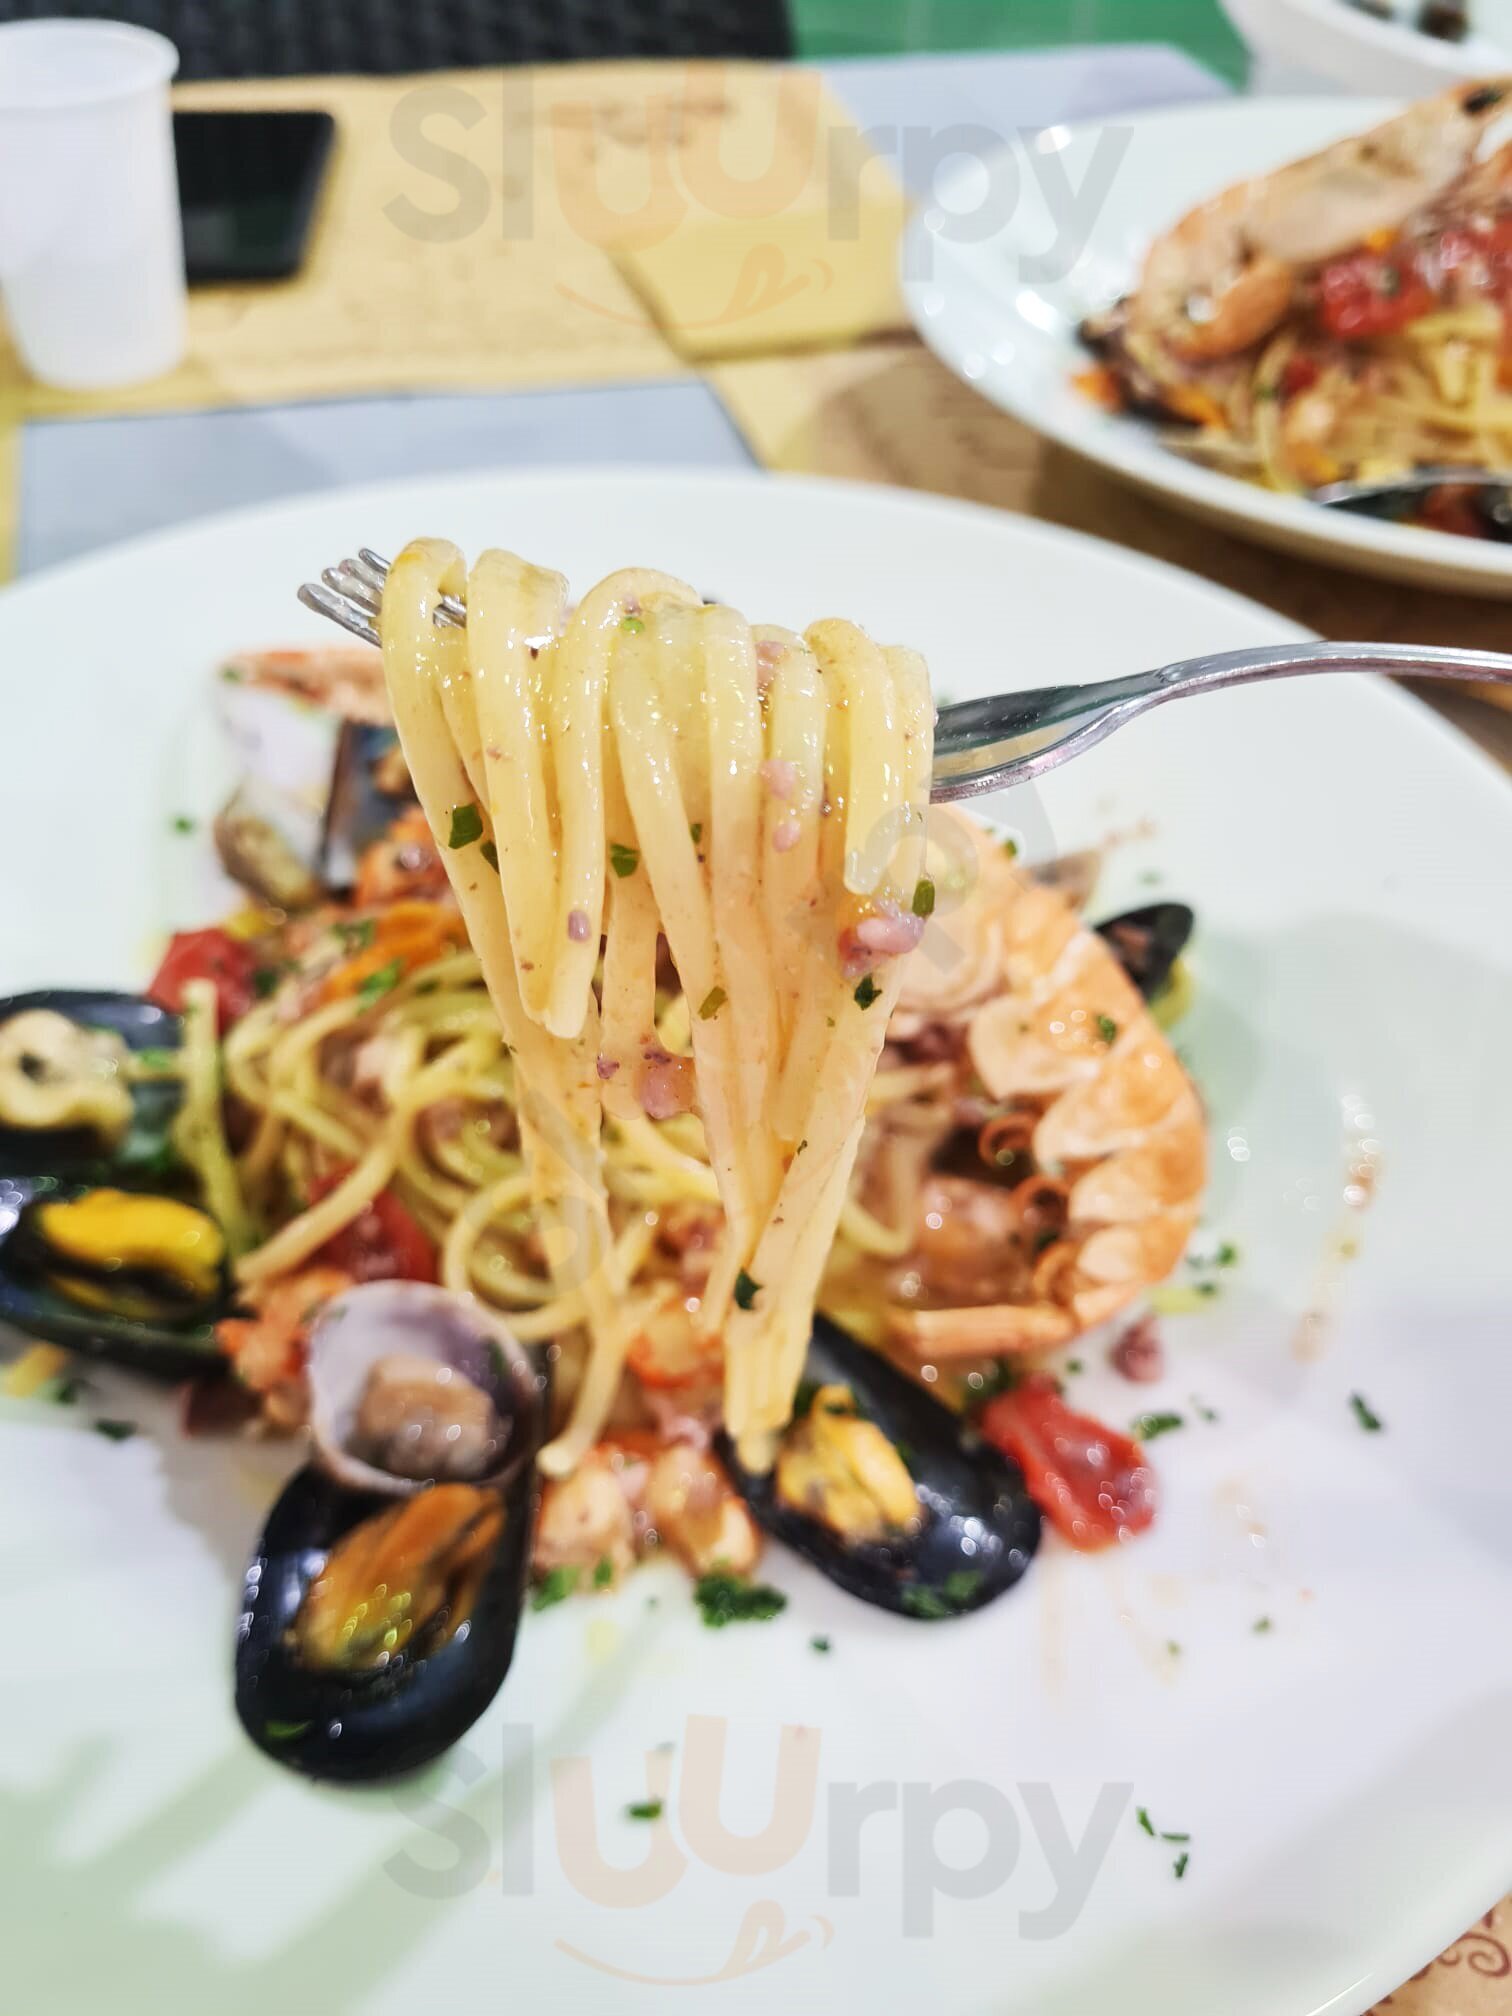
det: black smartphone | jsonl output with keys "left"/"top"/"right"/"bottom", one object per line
{"left": 174, "top": 108, "right": 336, "bottom": 285}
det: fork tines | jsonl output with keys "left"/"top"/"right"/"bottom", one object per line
{"left": 297, "top": 548, "right": 468, "bottom": 648}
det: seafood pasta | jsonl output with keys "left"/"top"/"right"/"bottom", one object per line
{"left": 378, "top": 542, "right": 934, "bottom": 1476}
{"left": 1080, "top": 80, "right": 1512, "bottom": 526}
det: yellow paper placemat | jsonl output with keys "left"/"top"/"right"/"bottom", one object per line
{"left": 711, "top": 339, "right": 1512, "bottom": 726}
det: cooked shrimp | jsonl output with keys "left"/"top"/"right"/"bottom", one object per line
{"left": 217, "top": 1264, "right": 354, "bottom": 1431}
{"left": 886, "top": 811, "right": 1205, "bottom": 1358}
{"left": 644, "top": 1444, "right": 761, "bottom": 1576}
{"left": 1131, "top": 79, "right": 1512, "bottom": 361}
{"left": 534, "top": 1447, "right": 640, "bottom": 1585}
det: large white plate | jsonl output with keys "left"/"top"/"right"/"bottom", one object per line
{"left": 903, "top": 97, "right": 1512, "bottom": 595}
{"left": 1, "top": 469, "right": 1510, "bottom": 2016}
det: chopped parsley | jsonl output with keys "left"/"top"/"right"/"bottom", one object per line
{"left": 447, "top": 803, "right": 484, "bottom": 849}
{"left": 810, "top": 1635, "right": 832, "bottom": 1654}
{"left": 1192, "top": 1397, "right": 1220, "bottom": 1423}
{"left": 1001, "top": 837, "right": 1019, "bottom": 858}
{"left": 1133, "top": 1410, "right": 1185, "bottom": 1441}
{"left": 1161, "top": 1830, "right": 1190, "bottom": 1843}
{"left": 1097, "top": 1014, "right": 1118, "bottom": 1043}
{"left": 531, "top": 1566, "right": 580, "bottom": 1611}
{"left": 93, "top": 1419, "right": 138, "bottom": 1442}
{"left": 1253, "top": 1617, "right": 1273, "bottom": 1634}
{"left": 1166, "top": 1640, "right": 1182, "bottom": 1658}
{"left": 942, "top": 1568, "right": 982, "bottom": 1605}
{"left": 46, "top": 1375, "right": 87, "bottom": 1405}
{"left": 170, "top": 814, "right": 196, "bottom": 835}
{"left": 689, "top": 822, "right": 703, "bottom": 845}
{"left": 791, "top": 1377, "right": 820, "bottom": 1418}
{"left": 900, "top": 1586, "right": 954, "bottom": 1620}
{"left": 262, "top": 1719, "right": 313, "bottom": 1743}
{"left": 1215, "top": 1241, "right": 1239, "bottom": 1268}
{"left": 1136, "top": 1807, "right": 1155, "bottom": 1837}
{"left": 133, "top": 1046, "right": 178, "bottom": 1070}
{"left": 592, "top": 1556, "right": 615, "bottom": 1589}
{"left": 1195, "top": 1280, "right": 1219, "bottom": 1299}
{"left": 625, "top": 1799, "right": 662, "bottom": 1820}
{"left": 335, "top": 917, "right": 377, "bottom": 952}
{"left": 911, "top": 877, "right": 936, "bottom": 918}
{"left": 1173, "top": 1852, "right": 1190, "bottom": 1880}
{"left": 252, "top": 965, "right": 282, "bottom": 1000}
{"left": 609, "top": 841, "right": 640, "bottom": 878}
{"left": 357, "top": 958, "right": 404, "bottom": 1006}
{"left": 693, "top": 1571, "right": 786, "bottom": 1628}
{"left": 698, "top": 986, "right": 727, "bottom": 1020}
{"left": 1064, "top": 1358, "right": 1084, "bottom": 1375}
{"left": 853, "top": 974, "right": 881, "bottom": 1011}
{"left": 481, "top": 840, "right": 500, "bottom": 871}
{"left": 620, "top": 615, "right": 646, "bottom": 634}
{"left": 1350, "top": 1392, "right": 1384, "bottom": 1433}
{"left": 733, "top": 1269, "right": 760, "bottom": 1311}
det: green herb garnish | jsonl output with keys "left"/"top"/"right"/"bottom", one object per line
{"left": 791, "top": 1377, "right": 820, "bottom": 1419}
{"left": 1001, "top": 837, "right": 1019, "bottom": 858}
{"left": 1133, "top": 1411, "right": 1185, "bottom": 1441}
{"left": 912, "top": 877, "right": 936, "bottom": 918}
{"left": 1161, "top": 1830, "right": 1190, "bottom": 1843}
{"left": 262, "top": 1719, "right": 313, "bottom": 1743}
{"left": 531, "top": 1566, "right": 580, "bottom": 1611}
{"left": 448, "top": 803, "right": 484, "bottom": 849}
{"left": 693, "top": 1571, "right": 786, "bottom": 1628}
{"left": 1216, "top": 1241, "right": 1239, "bottom": 1267}
{"left": 93, "top": 1419, "right": 138, "bottom": 1442}
{"left": 810, "top": 1635, "right": 832, "bottom": 1654}
{"left": 1173, "top": 1852, "right": 1190, "bottom": 1880}
{"left": 853, "top": 975, "right": 881, "bottom": 1011}
{"left": 698, "top": 986, "right": 727, "bottom": 1020}
{"left": 171, "top": 814, "right": 196, "bottom": 835}
{"left": 1166, "top": 1640, "right": 1182, "bottom": 1657}
{"left": 941, "top": 1568, "right": 982, "bottom": 1606}
{"left": 1252, "top": 1617, "right": 1272, "bottom": 1634}
{"left": 625, "top": 1799, "right": 662, "bottom": 1819}
{"left": 900, "top": 1586, "right": 953, "bottom": 1620}
{"left": 733, "top": 1269, "right": 760, "bottom": 1311}
{"left": 1136, "top": 1807, "right": 1155, "bottom": 1837}
{"left": 336, "top": 917, "right": 377, "bottom": 952}
{"left": 593, "top": 1556, "right": 615, "bottom": 1589}
{"left": 134, "top": 1046, "right": 178, "bottom": 1070}
{"left": 689, "top": 822, "right": 703, "bottom": 844}
{"left": 1351, "top": 1392, "right": 1384, "bottom": 1432}
{"left": 621, "top": 615, "right": 646, "bottom": 634}
{"left": 481, "top": 840, "right": 500, "bottom": 871}
{"left": 609, "top": 841, "right": 640, "bottom": 878}
{"left": 357, "top": 958, "right": 404, "bottom": 1006}
{"left": 1064, "top": 1358, "right": 1084, "bottom": 1375}
{"left": 1097, "top": 1014, "right": 1118, "bottom": 1043}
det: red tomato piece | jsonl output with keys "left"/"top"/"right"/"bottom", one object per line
{"left": 308, "top": 1175, "right": 439, "bottom": 1283}
{"left": 979, "top": 1374, "right": 1157, "bottom": 1551}
{"left": 1317, "top": 249, "right": 1435, "bottom": 340}
{"left": 148, "top": 928, "right": 259, "bottom": 1031}
{"left": 1280, "top": 353, "right": 1321, "bottom": 399}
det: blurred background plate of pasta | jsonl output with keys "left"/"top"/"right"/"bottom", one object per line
{"left": 1, "top": 467, "right": 1509, "bottom": 2016}
{"left": 905, "top": 95, "right": 1512, "bottom": 594}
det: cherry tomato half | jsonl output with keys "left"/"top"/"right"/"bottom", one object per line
{"left": 979, "top": 1374, "right": 1157, "bottom": 1551}
{"left": 1316, "top": 249, "right": 1435, "bottom": 341}
{"left": 148, "top": 928, "right": 259, "bottom": 1031}
{"left": 308, "top": 1176, "right": 439, "bottom": 1284}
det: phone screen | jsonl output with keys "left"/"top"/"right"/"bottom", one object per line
{"left": 174, "top": 109, "right": 336, "bottom": 285}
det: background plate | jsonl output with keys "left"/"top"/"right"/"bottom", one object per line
{"left": 1, "top": 469, "right": 1510, "bottom": 2016}
{"left": 903, "top": 98, "right": 1512, "bottom": 595}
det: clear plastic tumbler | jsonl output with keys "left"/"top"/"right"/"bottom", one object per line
{"left": 0, "top": 20, "right": 186, "bottom": 389}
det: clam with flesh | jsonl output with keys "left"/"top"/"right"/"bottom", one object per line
{"left": 234, "top": 1280, "right": 547, "bottom": 1782}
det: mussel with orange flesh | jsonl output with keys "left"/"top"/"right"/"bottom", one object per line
{"left": 718, "top": 1317, "right": 1039, "bottom": 1620}
{"left": 234, "top": 1281, "right": 548, "bottom": 1782}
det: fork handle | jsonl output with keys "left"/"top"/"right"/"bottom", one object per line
{"left": 930, "top": 640, "right": 1512, "bottom": 800}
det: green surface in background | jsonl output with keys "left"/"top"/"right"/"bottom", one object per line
{"left": 793, "top": 0, "right": 1248, "bottom": 84}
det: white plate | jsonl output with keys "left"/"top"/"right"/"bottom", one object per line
{"left": 2, "top": 469, "right": 1510, "bottom": 2016}
{"left": 1221, "top": 0, "right": 1512, "bottom": 98}
{"left": 902, "top": 97, "right": 1512, "bottom": 595}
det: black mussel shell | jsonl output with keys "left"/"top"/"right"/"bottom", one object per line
{"left": 0, "top": 1174, "right": 230, "bottom": 1379}
{"left": 234, "top": 1354, "right": 548, "bottom": 1782}
{"left": 321, "top": 722, "right": 414, "bottom": 891}
{"left": 717, "top": 1317, "right": 1040, "bottom": 1620}
{"left": 0, "top": 989, "right": 184, "bottom": 1179}
{"left": 1095, "top": 903, "right": 1194, "bottom": 1001}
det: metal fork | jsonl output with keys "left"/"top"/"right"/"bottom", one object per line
{"left": 300, "top": 552, "right": 1512, "bottom": 804}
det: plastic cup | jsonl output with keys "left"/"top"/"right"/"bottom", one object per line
{"left": 0, "top": 20, "right": 186, "bottom": 389}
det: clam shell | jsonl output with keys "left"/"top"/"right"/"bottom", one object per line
{"left": 306, "top": 1279, "right": 542, "bottom": 1497}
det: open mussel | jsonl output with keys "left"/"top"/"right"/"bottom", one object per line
{"left": 717, "top": 1317, "right": 1040, "bottom": 1620}
{"left": 0, "top": 989, "right": 230, "bottom": 1378}
{"left": 235, "top": 1280, "right": 547, "bottom": 1783}
{"left": 1095, "top": 902, "right": 1194, "bottom": 1003}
